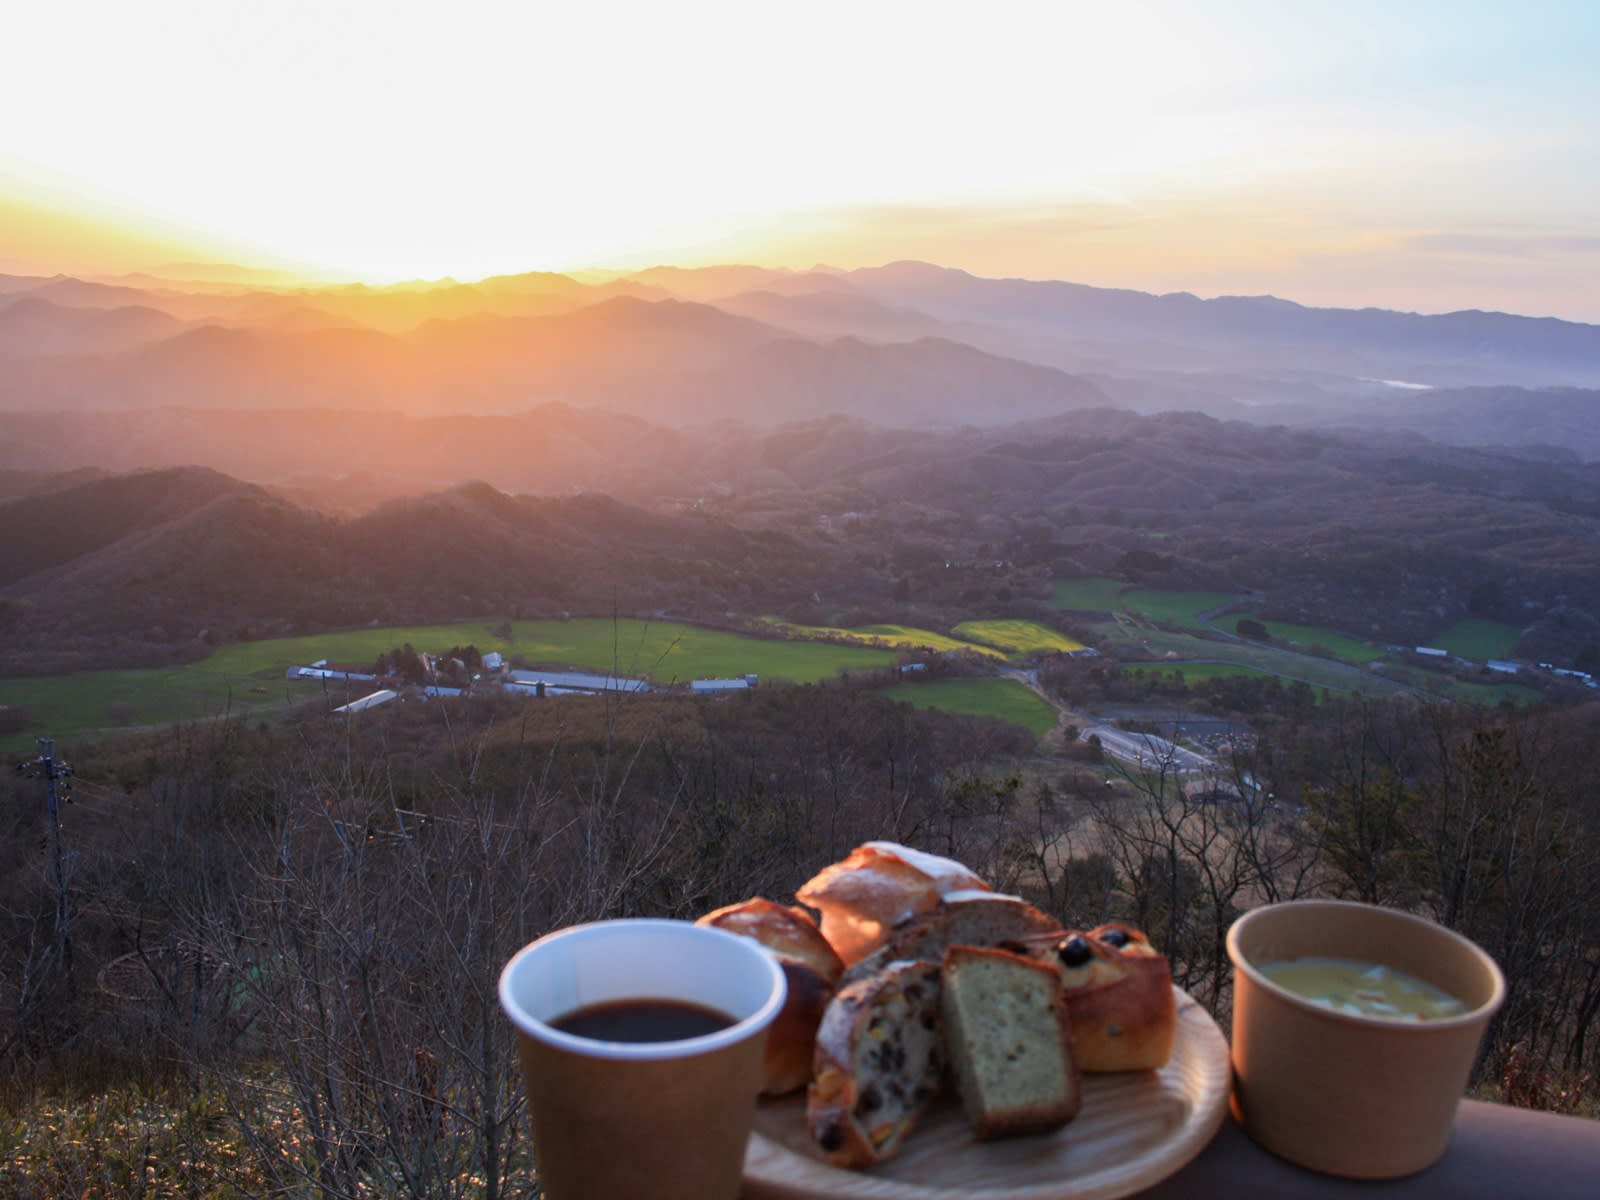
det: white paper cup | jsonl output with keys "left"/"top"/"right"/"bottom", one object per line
{"left": 499, "top": 918, "right": 786, "bottom": 1200}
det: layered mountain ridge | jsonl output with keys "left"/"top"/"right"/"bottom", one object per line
{"left": 2, "top": 261, "right": 1597, "bottom": 448}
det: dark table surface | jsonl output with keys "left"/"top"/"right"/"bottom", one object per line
{"left": 1134, "top": 1101, "right": 1600, "bottom": 1200}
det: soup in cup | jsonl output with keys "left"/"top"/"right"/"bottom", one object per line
{"left": 1227, "top": 899, "right": 1505, "bottom": 1178}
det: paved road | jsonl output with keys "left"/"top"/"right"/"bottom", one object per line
{"left": 1079, "top": 723, "right": 1215, "bottom": 774}
{"left": 999, "top": 664, "right": 1219, "bottom": 774}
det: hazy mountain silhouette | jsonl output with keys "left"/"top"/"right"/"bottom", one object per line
{"left": 0, "top": 466, "right": 109, "bottom": 504}
{"left": 843, "top": 261, "right": 1600, "bottom": 388}
{"left": 641, "top": 335, "right": 1107, "bottom": 425}
{"left": 4, "top": 261, "right": 1599, "bottom": 450}
{"left": 0, "top": 292, "right": 1105, "bottom": 425}
{"left": 627, "top": 264, "right": 857, "bottom": 302}
{"left": 0, "top": 296, "right": 181, "bottom": 356}
{"left": 710, "top": 288, "right": 964, "bottom": 343}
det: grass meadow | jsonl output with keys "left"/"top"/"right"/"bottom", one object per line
{"left": 1, "top": 619, "right": 899, "bottom": 754}
{"left": 1230, "top": 616, "right": 1386, "bottom": 664}
{"left": 1429, "top": 619, "right": 1523, "bottom": 661}
{"left": 881, "top": 677, "right": 1060, "bottom": 738}
{"left": 1120, "top": 589, "right": 1246, "bottom": 629}
{"left": 1, "top": 670, "right": 330, "bottom": 753}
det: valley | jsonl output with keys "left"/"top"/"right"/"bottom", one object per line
{"left": 6, "top": 10, "right": 1600, "bottom": 1192}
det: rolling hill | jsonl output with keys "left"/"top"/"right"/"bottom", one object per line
{"left": 0, "top": 468, "right": 831, "bottom": 673}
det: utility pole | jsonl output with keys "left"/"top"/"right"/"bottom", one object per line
{"left": 17, "top": 737, "right": 73, "bottom": 976}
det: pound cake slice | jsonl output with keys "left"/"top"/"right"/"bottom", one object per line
{"left": 942, "top": 944, "right": 1082, "bottom": 1140}
{"left": 807, "top": 959, "right": 945, "bottom": 1168}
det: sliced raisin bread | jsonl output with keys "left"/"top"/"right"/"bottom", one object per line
{"left": 941, "top": 945, "right": 1083, "bottom": 1140}
{"left": 806, "top": 959, "right": 945, "bottom": 1167}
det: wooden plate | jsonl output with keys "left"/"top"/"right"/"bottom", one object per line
{"left": 742, "top": 987, "right": 1230, "bottom": 1200}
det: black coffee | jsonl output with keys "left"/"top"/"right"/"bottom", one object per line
{"left": 549, "top": 997, "right": 736, "bottom": 1043}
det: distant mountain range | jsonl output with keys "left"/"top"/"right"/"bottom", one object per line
{"left": 840, "top": 261, "right": 1600, "bottom": 387}
{"left": 2, "top": 261, "right": 1598, "bottom": 457}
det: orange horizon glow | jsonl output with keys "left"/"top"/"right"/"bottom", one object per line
{"left": 2, "top": 3, "right": 1597, "bottom": 321}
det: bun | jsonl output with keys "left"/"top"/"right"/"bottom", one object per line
{"left": 807, "top": 959, "right": 945, "bottom": 1167}
{"left": 697, "top": 898, "right": 844, "bottom": 1095}
{"left": 795, "top": 841, "right": 991, "bottom": 965}
{"left": 1046, "top": 922, "right": 1175, "bottom": 1072}
{"left": 942, "top": 944, "right": 1082, "bottom": 1140}
{"left": 840, "top": 891, "right": 1061, "bottom": 987}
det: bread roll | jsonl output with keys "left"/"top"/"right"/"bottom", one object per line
{"left": 1046, "top": 922, "right": 1176, "bottom": 1072}
{"left": 697, "top": 898, "right": 843, "bottom": 1095}
{"left": 795, "top": 841, "right": 991, "bottom": 965}
{"left": 840, "top": 890, "right": 1061, "bottom": 986}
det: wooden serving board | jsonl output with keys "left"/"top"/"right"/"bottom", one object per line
{"left": 742, "top": 987, "right": 1231, "bottom": 1200}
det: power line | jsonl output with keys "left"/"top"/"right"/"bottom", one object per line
{"left": 16, "top": 737, "right": 74, "bottom": 976}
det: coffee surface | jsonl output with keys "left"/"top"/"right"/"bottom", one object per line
{"left": 550, "top": 997, "right": 736, "bottom": 1043}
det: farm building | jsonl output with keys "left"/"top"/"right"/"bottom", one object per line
{"left": 1551, "top": 668, "right": 1598, "bottom": 688}
{"left": 505, "top": 681, "right": 598, "bottom": 697}
{"left": 288, "top": 666, "right": 379, "bottom": 682}
{"left": 507, "top": 669, "right": 651, "bottom": 693}
{"left": 691, "top": 675, "right": 759, "bottom": 693}
{"left": 333, "top": 689, "right": 398, "bottom": 714}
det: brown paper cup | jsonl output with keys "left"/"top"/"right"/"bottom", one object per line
{"left": 1227, "top": 900, "right": 1505, "bottom": 1179}
{"left": 498, "top": 918, "right": 786, "bottom": 1200}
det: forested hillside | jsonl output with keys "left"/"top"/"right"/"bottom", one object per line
{"left": 3, "top": 676, "right": 1596, "bottom": 1194}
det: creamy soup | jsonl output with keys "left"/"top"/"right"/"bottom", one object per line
{"left": 1259, "top": 957, "right": 1468, "bottom": 1021}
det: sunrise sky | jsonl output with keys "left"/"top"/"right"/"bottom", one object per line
{"left": 2, "top": 1, "right": 1597, "bottom": 320}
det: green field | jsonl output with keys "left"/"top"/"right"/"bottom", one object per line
{"left": 0, "top": 669, "right": 332, "bottom": 754}
{"left": 0, "top": 619, "right": 899, "bottom": 754}
{"left": 1088, "top": 619, "right": 1415, "bottom": 699}
{"left": 173, "top": 619, "right": 899, "bottom": 686}
{"left": 1049, "top": 578, "right": 1130, "bottom": 612}
{"left": 1231, "top": 616, "right": 1386, "bottom": 665}
{"left": 1121, "top": 589, "right": 1246, "bottom": 629}
{"left": 1376, "top": 663, "right": 1542, "bottom": 707}
{"left": 881, "top": 677, "right": 1059, "bottom": 738}
{"left": 1049, "top": 582, "right": 1249, "bottom": 630}
{"left": 764, "top": 620, "right": 1005, "bottom": 659}
{"left": 951, "top": 619, "right": 1086, "bottom": 657}
{"left": 1430, "top": 619, "right": 1522, "bottom": 662}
